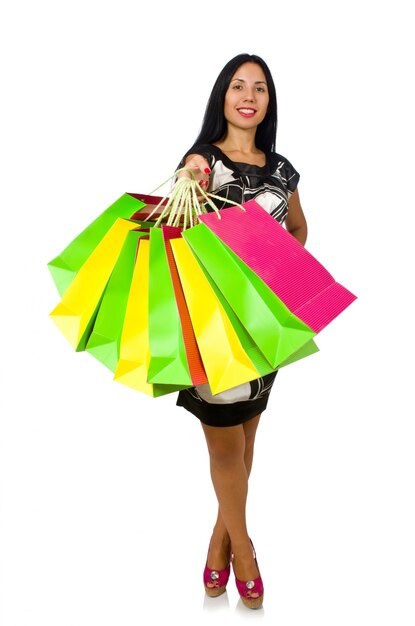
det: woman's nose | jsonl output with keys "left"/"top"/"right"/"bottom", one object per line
{"left": 243, "top": 88, "right": 255, "bottom": 101}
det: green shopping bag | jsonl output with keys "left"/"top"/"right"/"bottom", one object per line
{"left": 113, "top": 238, "right": 189, "bottom": 397}
{"left": 48, "top": 193, "right": 163, "bottom": 297}
{"left": 50, "top": 218, "right": 140, "bottom": 351}
{"left": 183, "top": 223, "right": 317, "bottom": 370}
{"left": 199, "top": 260, "right": 319, "bottom": 373}
{"left": 147, "top": 227, "right": 193, "bottom": 386}
{"left": 85, "top": 230, "right": 148, "bottom": 372}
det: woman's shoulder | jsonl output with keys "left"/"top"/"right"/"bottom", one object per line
{"left": 268, "top": 151, "right": 300, "bottom": 192}
{"left": 268, "top": 151, "right": 297, "bottom": 171}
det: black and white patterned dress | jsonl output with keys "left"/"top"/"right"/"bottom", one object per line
{"left": 176, "top": 144, "right": 300, "bottom": 427}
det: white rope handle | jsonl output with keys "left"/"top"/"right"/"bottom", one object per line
{"left": 145, "top": 168, "right": 245, "bottom": 229}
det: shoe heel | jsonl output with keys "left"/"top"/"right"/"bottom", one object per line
{"left": 233, "top": 539, "right": 264, "bottom": 609}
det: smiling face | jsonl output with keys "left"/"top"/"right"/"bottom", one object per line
{"left": 223, "top": 62, "right": 270, "bottom": 132}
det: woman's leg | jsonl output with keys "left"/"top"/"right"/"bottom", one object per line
{"left": 208, "top": 413, "right": 261, "bottom": 564}
{"left": 242, "top": 413, "right": 261, "bottom": 476}
{"left": 203, "top": 415, "right": 261, "bottom": 581}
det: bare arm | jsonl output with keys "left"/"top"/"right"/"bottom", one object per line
{"left": 284, "top": 188, "right": 307, "bottom": 246}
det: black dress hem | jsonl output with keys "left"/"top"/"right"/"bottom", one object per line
{"left": 176, "top": 382, "right": 276, "bottom": 428}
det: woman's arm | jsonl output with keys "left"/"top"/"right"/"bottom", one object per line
{"left": 284, "top": 188, "right": 308, "bottom": 246}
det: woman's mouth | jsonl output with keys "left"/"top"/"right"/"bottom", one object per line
{"left": 237, "top": 108, "right": 257, "bottom": 118}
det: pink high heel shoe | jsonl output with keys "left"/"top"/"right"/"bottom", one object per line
{"left": 232, "top": 539, "right": 264, "bottom": 609}
{"left": 203, "top": 540, "right": 232, "bottom": 597}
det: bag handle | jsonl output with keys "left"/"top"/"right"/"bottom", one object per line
{"left": 146, "top": 168, "right": 245, "bottom": 229}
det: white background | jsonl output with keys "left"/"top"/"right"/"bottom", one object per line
{"left": 1, "top": 0, "right": 414, "bottom": 624}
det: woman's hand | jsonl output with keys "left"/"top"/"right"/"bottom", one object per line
{"left": 178, "top": 153, "right": 211, "bottom": 191}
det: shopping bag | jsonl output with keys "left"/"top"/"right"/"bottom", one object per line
{"left": 147, "top": 227, "right": 192, "bottom": 386}
{"left": 197, "top": 257, "right": 320, "bottom": 373}
{"left": 171, "top": 238, "right": 261, "bottom": 395}
{"left": 49, "top": 218, "right": 140, "bottom": 351}
{"left": 147, "top": 226, "right": 208, "bottom": 386}
{"left": 150, "top": 220, "right": 316, "bottom": 391}
{"left": 48, "top": 193, "right": 166, "bottom": 297}
{"left": 183, "top": 223, "right": 317, "bottom": 369}
{"left": 162, "top": 228, "right": 208, "bottom": 386}
{"left": 199, "top": 200, "right": 357, "bottom": 333}
{"left": 85, "top": 229, "right": 147, "bottom": 371}
{"left": 113, "top": 238, "right": 190, "bottom": 397}
{"left": 49, "top": 171, "right": 355, "bottom": 398}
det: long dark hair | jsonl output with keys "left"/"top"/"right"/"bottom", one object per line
{"left": 190, "top": 53, "right": 278, "bottom": 155}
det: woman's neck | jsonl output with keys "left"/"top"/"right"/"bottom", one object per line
{"left": 214, "top": 127, "right": 266, "bottom": 166}
{"left": 215, "top": 126, "right": 261, "bottom": 156}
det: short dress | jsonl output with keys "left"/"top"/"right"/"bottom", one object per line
{"left": 176, "top": 144, "right": 300, "bottom": 427}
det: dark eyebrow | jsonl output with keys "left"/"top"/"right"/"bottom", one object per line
{"left": 230, "top": 78, "right": 267, "bottom": 85}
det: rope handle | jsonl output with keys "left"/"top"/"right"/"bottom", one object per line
{"left": 145, "top": 168, "right": 245, "bottom": 229}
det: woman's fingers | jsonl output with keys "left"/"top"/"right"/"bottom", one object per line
{"left": 186, "top": 154, "right": 211, "bottom": 173}
{"left": 178, "top": 154, "right": 211, "bottom": 189}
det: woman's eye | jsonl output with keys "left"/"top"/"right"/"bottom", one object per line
{"left": 256, "top": 87, "right": 266, "bottom": 92}
{"left": 232, "top": 84, "right": 242, "bottom": 90}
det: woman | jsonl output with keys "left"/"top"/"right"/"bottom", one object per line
{"left": 177, "top": 53, "right": 307, "bottom": 609}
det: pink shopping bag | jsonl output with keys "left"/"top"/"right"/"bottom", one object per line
{"left": 199, "top": 199, "right": 356, "bottom": 334}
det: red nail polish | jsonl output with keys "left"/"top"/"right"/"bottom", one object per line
{"left": 204, "top": 167, "right": 211, "bottom": 174}
{"left": 198, "top": 179, "right": 203, "bottom": 185}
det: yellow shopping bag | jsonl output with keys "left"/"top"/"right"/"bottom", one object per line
{"left": 114, "top": 239, "right": 187, "bottom": 397}
{"left": 50, "top": 218, "right": 140, "bottom": 351}
{"left": 170, "top": 238, "right": 260, "bottom": 395}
